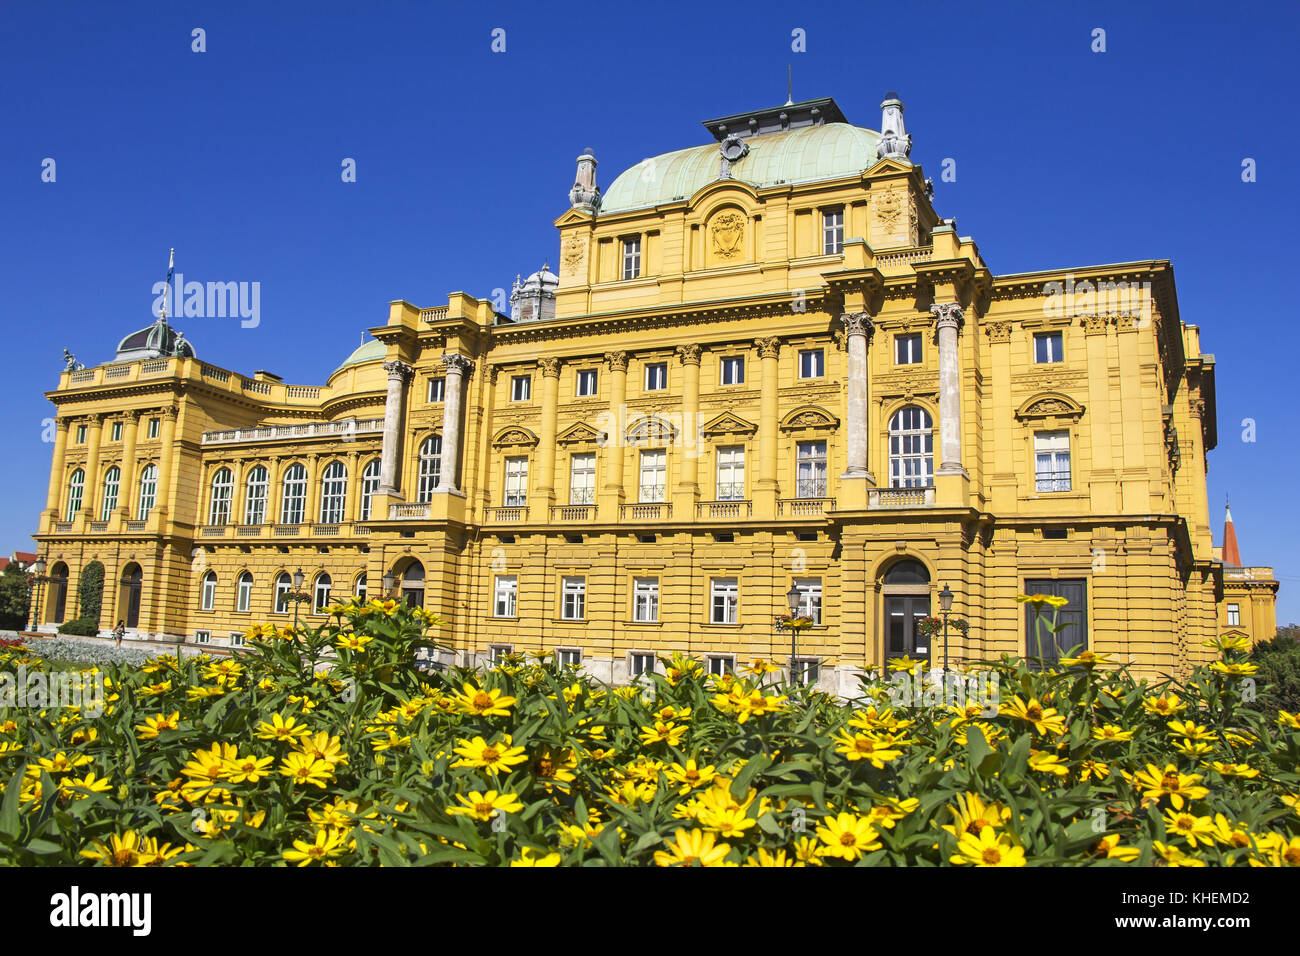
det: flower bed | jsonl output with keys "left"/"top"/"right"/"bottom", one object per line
{"left": 0, "top": 598, "right": 1297, "bottom": 867}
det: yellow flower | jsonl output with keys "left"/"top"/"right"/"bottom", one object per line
{"left": 638, "top": 721, "right": 688, "bottom": 747}
{"left": 254, "top": 713, "right": 311, "bottom": 742}
{"left": 1167, "top": 720, "right": 1217, "bottom": 741}
{"left": 454, "top": 682, "right": 516, "bottom": 717}
{"left": 1028, "top": 751, "right": 1070, "bottom": 777}
{"left": 59, "top": 773, "right": 112, "bottom": 799}
{"left": 134, "top": 712, "right": 181, "bottom": 740}
{"left": 293, "top": 732, "right": 348, "bottom": 769}
{"left": 744, "top": 848, "right": 799, "bottom": 867}
{"left": 867, "top": 798, "right": 918, "bottom": 829}
{"left": 223, "top": 753, "right": 274, "bottom": 784}
{"left": 1094, "top": 834, "right": 1140, "bottom": 862}
{"left": 282, "top": 828, "right": 348, "bottom": 866}
{"left": 942, "top": 792, "right": 1012, "bottom": 839}
{"left": 80, "top": 830, "right": 144, "bottom": 867}
{"left": 665, "top": 758, "right": 717, "bottom": 795}
{"left": 1210, "top": 660, "right": 1258, "bottom": 677}
{"left": 1163, "top": 810, "right": 1219, "bottom": 848}
{"left": 1059, "top": 649, "right": 1112, "bottom": 667}
{"left": 1001, "top": 697, "right": 1067, "bottom": 737}
{"left": 951, "top": 827, "right": 1026, "bottom": 867}
{"left": 451, "top": 736, "right": 528, "bottom": 774}
{"left": 1152, "top": 841, "right": 1206, "bottom": 867}
{"left": 653, "top": 828, "right": 732, "bottom": 867}
{"left": 446, "top": 790, "right": 524, "bottom": 822}
{"left": 1017, "top": 593, "right": 1069, "bottom": 609}
{"left": 510, "top": 847, "right": 562, "bottom": 867}
{"left": 36, "top": 751, "right": 93, "bottom": 775}
{"left": 1130, "top": 763, "right": 1209, "bottom": 810}
{"left": 1092, "top": 724, "right": 1135, "bottom": 742}
{"left": 815, "top": 813, "right": 882, "bottom": 861}
{"left": 278, "top": 752, "right": 334, "bottom": 788}
{"left": 830, "top": 729, "right": 904, "bottom": 768}
{"left": 336, "top": 634, "right": 373, "bottom": 652}
{"left": 1276, "top": 710, "right": 1300, "bottom": 730}
{"left": 1142, "top": 693, "right": 1186, "bottom": 717}
{"left": 791, "top": 835, "right": 823, "bottom": 866}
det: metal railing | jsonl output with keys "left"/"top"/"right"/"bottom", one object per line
{"left": 1035, "top": 473, "right": 1072, "bottom": 493}
{"left": 795, "top": 478, "right": 828, "bottom": 499}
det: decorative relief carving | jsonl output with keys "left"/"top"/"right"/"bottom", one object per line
{"left": 984, "top": 321, "right": 1012, "bottom": 343}
{"left": 699, "top": 411, "right": 758, "bottom": 438}
{"left": 1164, "top": 418, "right": 1181, "bottom": 473}
{"left": 491, "top": 426, "right": 540, "bottom": 449}
{"left": 779, "top": 406, "right": 840, "bottom": 434}
{"left": 709, "top": 210, "right": 746, "bottom": 260}
{"left": 627, "top": 415, "right": 677, "bottom": 446}
{"left": 755, "top": 336, "right": 781, "bottom": 359}
{"left": 604, "top": 350, "right": 629, "bottom": 373}
{"left": 930, "top": 302, "right": 964, "bottom": 329}
{"left": 675, "top": 344, "right": 701, "bottom": 366}
{"left": 1015, "top": 392, "right": 1085, "bottom": 421}
{"left": 877, "top": 188, "right": 902, "bottom": 230}
{"left": 556, "top": 422, "right": 606, "bottom": 446}
{"left": 560, "top": 234, "right": 586, "bottom": 276}
{"left": 841, "top": 312, "right": 875, "bottom": 338}
{"left": 440, "top": 354, "right": 474, "bottom": 377}
{"left": 875, "top": 373, "right": 939, "bottom": 403}
{"left": 383, "top": 360, "right": 414, "bottom": 381}
{"left": 538, "top": 357, "right": 561, "bottom": 378}
{"left": 1080, "top": 313, "right": 1111, "bottom": 336}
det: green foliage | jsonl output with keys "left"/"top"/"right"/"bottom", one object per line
{"left": 0, "top": 566, "right": 30, "bottom": 630}
{"left": 1247, "top": 630, "right": 1300, "bottom": 720}
{"left": 56, "top": 619, "right": 100, "bottom": 636}
{"left": 77, "top": 562, "right": 104, "bottom": 629}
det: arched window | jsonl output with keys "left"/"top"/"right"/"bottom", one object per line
{"left": 882, "top": 559, "right": 931, "bottom": 585}
{"left": 244, "top": 466, "right": 269, "bottom": 525}
{"left": 100, "top": 466, "right": 121, "bottom": 520}
{"left": 273, "top": 571, "right": 292, "bottom": 614}
{"left": 280, "top": 464, "right": 307, "bottom": 524}
{"left": 236, "top": 571, "right": 254, "bottom": 613}
{"left": 209, "top": 467, "right": 234, "bottom": 525}
{"left": 358, "top": 460, "right": 381, "bottom": 521}
{"left": 417, "top": 436, "right": 442, "bottom": 503}
{"left": 319, "top": 461, "right": 347, "bottom": 524}
{"left": 401, "top": 560, "right": 425, "bottom": 609}
{"left": 66, "top": 469, "right": 85, "bottom": 520}
{"left": 200, "top": 570, "right": 217, "bottom": 611}
{"left": 888, "top": 406, "right": 934, "bottom": 488}
{"left": 355, "top": 572, "right": 367, "bottom": 602}
{"left": 137, "top": 464, "right": 158, "bottom": 520}
{"left": 313, "top": 573, "right": 332, "bottom": 613}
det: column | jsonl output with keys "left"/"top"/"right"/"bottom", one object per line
{"left": 81, "top": 413, "right": 105, "bottom": 524}
{"left": 931, "top": 302, "right": 966, "bottom": 474}
{"left": 600, "top": 351, "right": 628, "bottom": 514}
{"left": 45, "top": 419, "right": 71, "bottom": 517}
{"left": 118, "top": 411, "right": 141, "bottom": 518}
{"left": 345, "top": 450, "right": 361, "bottom": 523}
{"left": 755, "top": 337, "right": 781, "bottom": 516}
{"left": 535, "top": 357, "right": 560, "bottom": 519}
{"left": 305, "top": 453, "right": 322, "bottom": 525}
{"left": 379, "top": 361, "right": 413, "bottom": 495}
{"left": 675, "top": 345, "right": 701, "bottom": 515}
{"left": 840, "top": 312, "right": 875, "bottom": 481}
{"left": 435, "top": 354, "right": 474, "bottom": 494}
{"left": 154, "top": 406, "right": 179, "bottom": 518}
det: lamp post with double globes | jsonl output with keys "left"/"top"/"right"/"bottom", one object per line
{"left": 292, "top": 567, "right": 305, "bottom": 630}
{"left": 939, "top": 583, "right": 954, "bottom": 673}
{"left": 785, "top": 583, "right": 802, "bottom": 685}
{"left": 29, "top": 556, "right": 47, "bottom": 633}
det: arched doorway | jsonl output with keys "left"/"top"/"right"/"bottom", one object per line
{"left": 119, "top": 563, "right": 143, "bottom": 629}
{"left": 398, "top": 560, "right": 425, "bottom": 609}
{"left": 880, "top": 558, "right": 931, "bottom": 664}
{"left": 47, "top": 561, "right": 69, "bottom": 624}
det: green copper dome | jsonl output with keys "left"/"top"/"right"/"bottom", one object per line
{"left": 332, "top": 338, "right": 386, "bottom": 376}
{"left": 600, "top": 123, "right": 884, "bottom": 215}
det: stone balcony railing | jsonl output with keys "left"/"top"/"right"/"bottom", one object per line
{"left": 199, "top": 522, "right": 374, "bottom": 538}
{"left": 620, "top": 502, "right": 672, "bottom": 521}
{"left": 777, "top": 497, "right": 834, "bottom": 517}
{"left": 551, "top": 504, "right": 595, "bottom": 522}
{"left": 696, "top": 499, "right": 753, "bottom": 520}
{"left": 202, "top": 417, "right": 384, "bottom": 446}
{"left": 868, "top": 486, "right": 936, "bottom": 509}
{"left": 388, "top": 502, "right": 430, "bottom": 520}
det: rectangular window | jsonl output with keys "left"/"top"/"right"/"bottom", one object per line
{"left": 504, "top": 456, "right": 529, "bottom": 506}
{"left": 511, "top": 375, "right": 532, "bottom": 402}
{"left": 630, "top": 652, "right": 656, "bottom": 677}
{"left": 633, "top": 577, "right": 659, "bottom": 622}
{"left": 1034, "top": 430, "right": 1071, "bottom": 492}
{"left": 487, "top": 644, "right": 513, "bottom": 667}
{"left": 576, "top": 368, "right": 598, "bottom": 397}
{"left": 1227, "top": 604, "right": 1240, "bottom": 627}
{"left": 1034, "top": 331, "right": 1064, "bottom": 364}
{"left": 716, "top": 446, "right": 745, "bottom": 500}
{"left": 796, "top": 441, "right": 828, "bottom": 498}
{"left": 720, "top": 355, "right": 745, "bottom": 385}
{"left": 229, "top": 631, "right": 245, "bottom": 648}
{"left": 148, "top": 418, "right": 160, "bottom": 439}
{"left": 110, "top": 421, "right": 123, "bottom": 442}
{"left": 1023, "top": 578, "right": 1087, "bottom": 667}
{"left": 707, "top": 655, "right": 734, "bottom": 676}
{"left": 556, "top": 648, "right": 582, "bottom": 668}
{"left": 427, "top": 377, "right": 446, "bottom": 403}
{"left": 569, "top": 452, "right": 596, "bottom": 504}
{"left": 194, "top": 630, "right": 211, "bottom": 645}
{"left": 494, "top": 575, "right": 517, "bottom": 618}
{"left": 639, "top": 449, "right": 666, "bottom": 502}
{"left": 710, "top": 577, "right": 738, "bottom": 625}
{"left": 76, "top": 424, "right": 87, "bottom": 444}
{"left": 799, "top": 349, "right": 824, "bottom": 379}
{"left": 895, "top": 333, "right": 922, "bottom": 364}
{"left": 822, "top": 208, "right": 844, "bottom": 255}
{"left": 561, "top": 576, "right": 586, "bottom": 620}
{"left": 622, "top": 236, "right": 641, "bottom": 280}
{"left": 645, "top": 362, "right": 667, "bottom": 391}
{"left": 792, "top": 578, "right": 823, "bottom": 625}
{"left": 791, "top": 658, "right": 820, "bottom": 686}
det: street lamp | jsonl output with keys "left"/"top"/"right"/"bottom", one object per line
{"left": 938, "top": 583, "right": 954, "bottom": 673}
{"left": 30, "top": 556, "right": 47, "bottom": 634}
{"left": 382, "top": 570, "right": 396, "bottom": 599}
{"left": 292, "top": 567, "right": 305, "bottom": 630}
{"left": 786, "top": 583, "right": 802, "bottom": 684}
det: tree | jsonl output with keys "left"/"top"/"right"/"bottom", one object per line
{"left": 1246, "top": 628, "right": 1300, "bottom": 720}
{"left": 0, "top": 565, "right": 30, "bottom": 630}
{"left": 77, "top": 561, "right": 105, "bottom": 629}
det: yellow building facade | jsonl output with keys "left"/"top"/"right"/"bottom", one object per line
{"left": 31, "top": 94, "right": 1266, "bottom": 689}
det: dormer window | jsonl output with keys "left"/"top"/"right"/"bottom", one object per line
{"left": 622, "top": 236, "right": 642, "bottom": 280}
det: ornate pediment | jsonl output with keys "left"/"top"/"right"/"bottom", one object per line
{"left": 699, "top": 411, "right": 757, "bottom": 439}
{"left": 491, "top": 426, "right": 540, "bottom": 450}
{"left": 1015, "top": 392, "right": 1084, "bottom": 422}
{"left": 626, "top": 414, "right": 677, "bottom": 447}
{"left": 779, "top": 405, "right": 840, "bottom": 434}
{"left": 556, "top": 422, "right": 607, "bottom": 447}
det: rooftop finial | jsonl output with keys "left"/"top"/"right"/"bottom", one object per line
{"left": 159, "top": 248, "right": 176, "bottom": 323}
{"left": 876, "top": 92, "right": 912, "bottom": 161}
{"left": 786, "top": 64, "right": 793, "bottom": 106}
{"left": 569, "top": 150, "right": 600, "bottom": 212}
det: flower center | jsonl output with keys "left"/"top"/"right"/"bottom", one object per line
{"left": 840, "top": 833, "right": 857, "bottom": 846}
{"left": 473, "top": 692, "right": 492, "bottom": 709}
{"left": 981, "top": 847, "right": 1002, "bottom": 865}
{"left": 482, "top": 747, "right": 499, "bottom": 762}
{"left": 1026, "top": 705, "right": 1043, "bottom": 720}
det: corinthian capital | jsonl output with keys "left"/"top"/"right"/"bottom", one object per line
{"left": 441, "top": 353, "right": 474, "bottom": 377}
{"left": 930, "top": 302, "right": 964, "bottom": 329}
{"left": 382, "top": 360, "right": 414, "bottom": 382}
{"left": 604, "top": 350, "right": 629, "bottom": 373}
{"left": 675, "top": 344, "right": 701, "bottom": 367}
{"left": 755, "top": 336, "right": 781, "bottom": 358}
{"left": 538, "top": 357, "right": 561, "bottom": 378}
{"left": 841, "top": 312, "right": 874, "bottom": 339}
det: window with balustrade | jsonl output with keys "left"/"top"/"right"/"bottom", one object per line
{"left": 100, "top": 466, "right": 120, "bottom": 520}
{"left": 359, "top": 460, "right": 381, "bottom": 520}
{"left": 209, "top": 467, "right": 234, "bottom": 525}
{"left": 65, "top": 469, "right": 84, "bottom": 520}
{"left": 243, "top": 465, "right": 268, "bottom": 524}
{"left": 319, "top": 461, "right": 347, "bottom": 523}
{"left": 795, "top": 441, "right": 827, "bottom": 498}
{"left": 716, "top": 446, "right": 745, "bottom": 500}
{"left": 570, "top": 452, "right": 596, "bottom": 504}
{"left": 280, "top": 464, "right": 307, "bottom": 524}
{"left": 639, "top": 449, "right": 666, "bottom": 502}
{"left": 888, "top": 406, "right": 933, "bottom": 488}
{"left": 417, "top": 436, "right": 442, "bottom": 503}
{"left": 504, "top": 456, "right": 529, "bottom": 506}
{"left": 136, "top": 464, "right": 157, "bottom": 520}
{"left": 1034, "top": 430, "right": 1071, "bottom": 492}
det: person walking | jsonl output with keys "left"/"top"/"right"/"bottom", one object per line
{"left": 113, "top": 620, "right": 125, "bottom": 647}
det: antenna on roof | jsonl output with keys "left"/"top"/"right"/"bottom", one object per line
{"left": 786, "top": 64, "right": 793, "bottom": 105}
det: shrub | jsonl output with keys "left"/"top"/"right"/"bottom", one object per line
{"left": 56, "top": 618, "right": 100, "bottom": 637}
{"left": 1248, "top": 632, "right": 1300, "bottom": 720}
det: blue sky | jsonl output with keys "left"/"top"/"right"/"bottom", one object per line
{"left": 2, "top": 1, "right": 1296, "bottom": 621}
